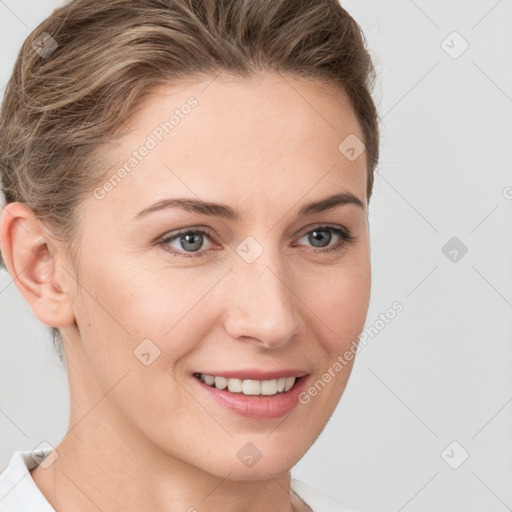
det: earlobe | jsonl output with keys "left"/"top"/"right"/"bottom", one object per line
{"left": 0, "top": 202, "right": 76, "bottom": 328}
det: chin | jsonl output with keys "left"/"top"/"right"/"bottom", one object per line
{"left": 184, "top": 443, "right": 306, "bottom": 481}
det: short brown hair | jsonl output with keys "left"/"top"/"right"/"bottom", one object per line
{"left": 0, "top": 0, "right": 380, "bottom": 366}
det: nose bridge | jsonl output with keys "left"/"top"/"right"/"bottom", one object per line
{"left": 223, "top": 240, "right": 301, "bottom": 346}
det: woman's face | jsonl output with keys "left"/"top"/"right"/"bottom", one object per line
{"left": 58, "top": 72, "right": 371, "bottom": 479}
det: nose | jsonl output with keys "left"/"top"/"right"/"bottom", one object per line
{"left": 222, "top": 251, "right": 303, "bottom": 349}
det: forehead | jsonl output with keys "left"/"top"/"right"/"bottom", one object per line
{"left": 94, "top": 73, "right": 367, "bottom": 215}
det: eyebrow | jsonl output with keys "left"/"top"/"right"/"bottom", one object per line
{"left": 132, "top": 191, "right": 364, "bottom": 221}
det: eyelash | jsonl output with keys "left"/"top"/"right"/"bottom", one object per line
{"left": 156, "top": 224, "right": 355, "bottom": 259}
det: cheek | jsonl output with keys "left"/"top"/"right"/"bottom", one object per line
{"left": 294, "top": 260, "right": 369, "bottom": 429}
{"left": 80, "top": 252, "right": 216, "bottom": 338}
{"left": 71, "top": 256, "right": 230, "bottom": 421}
{"left": 297, "top": 252, "right": 371, "bottom": 346}
{"left": 71, "top": 259, "right": 205, "bottom": 420}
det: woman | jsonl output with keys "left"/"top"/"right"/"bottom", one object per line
{"left": 0, "top": 0, "right": 380, "bottom": 510}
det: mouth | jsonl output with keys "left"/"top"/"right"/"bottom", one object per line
{"left": 193, "top": 372, "right": 302, "bottom": 396}
{"left": 192, "top": 370, "right": 310, "bottom": 419}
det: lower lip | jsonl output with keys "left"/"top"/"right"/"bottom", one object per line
{"left": 193, "top": 375, "right": 309, "bottom": 420}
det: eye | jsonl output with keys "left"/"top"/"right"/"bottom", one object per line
{"left": 293, "top": 225, "right": 355, "bottom": 254}
{"left": 157, "top": 227, "right": 217, "bottom": 258}
{"left": 156, "top": 224, "right": 355, "bottom": 258}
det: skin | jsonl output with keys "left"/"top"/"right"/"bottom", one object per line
{"left": 0, "top": 72, "right": 371, "bottom": 512}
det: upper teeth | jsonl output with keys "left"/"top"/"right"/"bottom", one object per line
{"left": 196, "top": 374, "right": 297, "bottom": 395}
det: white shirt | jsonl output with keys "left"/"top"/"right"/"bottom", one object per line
{"left": 0, "top": 448, "right": 356, "bottom": 512}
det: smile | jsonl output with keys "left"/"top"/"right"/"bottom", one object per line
{"left": 192, "top": 370, "right": 310, "bottom": 419}
{"left": 193, "top": 373, "right": 297, "bottom": 396}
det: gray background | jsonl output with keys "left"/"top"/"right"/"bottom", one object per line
{"left": 1, "top": 1, "right": 511, "bottom": 511}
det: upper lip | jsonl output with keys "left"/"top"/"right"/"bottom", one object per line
{"left": 194, "top": 369, "right": 309, "bottom": 380}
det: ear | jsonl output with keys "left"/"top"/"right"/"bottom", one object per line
{"left": 0, "top": 202, "right": 76, "bottom": 328}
